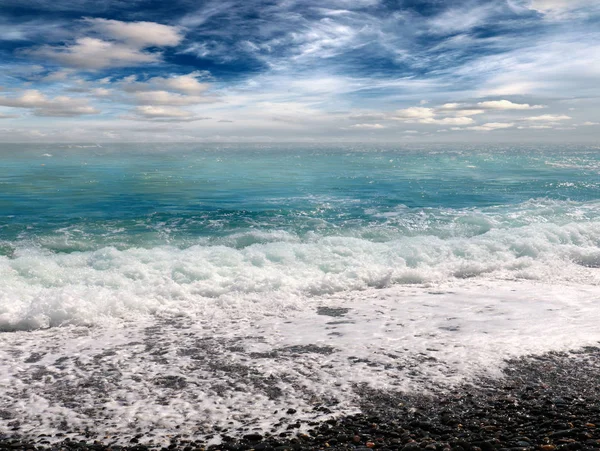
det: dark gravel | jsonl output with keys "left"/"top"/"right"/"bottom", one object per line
{"left": 1, "top": 346, "right": 599, "bottom": 451}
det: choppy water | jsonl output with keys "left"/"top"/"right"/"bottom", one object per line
{"left": 1, "top": 143, "right": 599, "bottom": 443}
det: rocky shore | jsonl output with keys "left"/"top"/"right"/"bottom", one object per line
{"left": 1, "top": 346, "right": 599, "bottom": 451}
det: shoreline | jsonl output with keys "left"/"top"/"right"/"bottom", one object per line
{"left": 2, "top": 346, "right": 599, "bottom": 450}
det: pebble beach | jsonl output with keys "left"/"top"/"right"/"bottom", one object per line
{"left": 1, "top": 346, "right": 599, "bottom": 450}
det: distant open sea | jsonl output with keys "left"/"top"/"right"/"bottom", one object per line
{"left": 1, "top": 143, "right": 599, "bottom": 444}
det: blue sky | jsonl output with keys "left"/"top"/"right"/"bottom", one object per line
{"left": 0, "top": 0, "right": 598, "bottom": 142}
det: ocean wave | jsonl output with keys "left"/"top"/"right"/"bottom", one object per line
{"left": 1, "top": 218, "right": 599, "bottom": 331}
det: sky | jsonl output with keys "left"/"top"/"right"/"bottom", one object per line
{"left": 0, "top": 0, "right": 598, "bottom": 143}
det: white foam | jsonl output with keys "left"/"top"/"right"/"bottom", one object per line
{"left": 0, "top": 281, "right": 599, "bottom": 445}
{"left": 1, "top": 219, "right": 599, "bottom": 330}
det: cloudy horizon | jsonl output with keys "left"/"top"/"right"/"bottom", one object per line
{"left": 0, "top": 0, "right": 598, "bottom": 143}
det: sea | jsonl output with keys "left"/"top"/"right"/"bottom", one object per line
{"left": 0, "top": 143, "right": 599, "bottom": 444}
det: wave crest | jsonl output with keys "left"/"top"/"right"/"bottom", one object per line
{"left": 1, "top": 219, "right": 599, "bottom": 331}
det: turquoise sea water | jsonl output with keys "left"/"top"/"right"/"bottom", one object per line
{"left": 2, "top": 143, "right": 599, "bottom": 248}
{"left": 1, "top": 143, "right": 599, "bottom": 329}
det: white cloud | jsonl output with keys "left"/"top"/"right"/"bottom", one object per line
{"left": 0, "top": 89, "right": 99, "bottom": 117}
{"left": 526, "top": 0, "right": 593, "bottom": 14}
{"left": 157, "top": 73, "right": 211, "bottom": 95}
{"left": 436, "top": 104, "right": 484, "bottom": 116}
{"left": 0, "top": 112, "right": 19, "bottom": 119}
{"left": 440, "top": 100, "right": 544, "bottom": 113}
{"left": 292, "top": 18, "right": 360, "bottom": 60}
{"left": 393, "top": 107, "right": 435, "bottom": 120}
{"left": 84, "top": 18, "right": 183, "bottom": 47}
{"left": 582, "top": 121, "right": 599, "bottom": 126}
{"left": 474, "top": 34, "right": 600, "bottom": 99}
{"left": 524, "top": 114, "right": 571, "bottom": 121}
{"left": 449, "top": 109, "right": 484, "bottom": 116}
{"left": 132, "top": 90, "right": 213, "bottom": 106}
{"left": 421, "top": 116, "right": 475, "bottom": 126}
{"left": 528, "top": 0, "right": 570, "bottom": 12}
{"left": 90, "top": 88, "right": 113, "bottom": 97}
{"left": 392, "top": 105, "right": 476, "bottom": 125}
{"left": 466, "top": 122, "right": 515, "bottom": 131}
{"left": 39, "top": 69, "right": 76, "bottom": 82}
{"left": 114, "top": 76, "right": 217, "bottom": 121}
{"left": 428, "top": 3, "right": 500, "bottom": 34}
{"left": 47, "top": 73, "right": 218, "bottom": 121}
{"left": 127, "top": 106, "right": 210, "bottom": 122}
{"left": 102, "top": 73, "right": 217, "bottom": 108}
{"left": 477, "top": 100, "right": 545, "bottom": 110}
{"left": 350, "top": 123, "right": 385, "bottom": 129}
{"left": 25, "top": 19, "right": 184, "bottom": 70}
{"left": 120, "top": 72, "right": 211, "bottom": 95}
{"left": 348, "top": 113, "right": 388, "bottom": 121}
{"left": 438, "top": 103, "right": 463, "bottom": 110}
{"left": 133, "top": 106, "right": 193, "bottom": 119}
{"left": 481, "top": 82, "right": 542, "bottom": 97}
{"left": 255, "top": 101, "right": 321, "bottom": 118}
{"left": 518, "top": 125, "right": 553, "bottom": 129}
{"left": 4, "top": 4, "right": 597, "bottom": 142}
{"left": 28, "top": 37, "right": 162, "bottom": 70}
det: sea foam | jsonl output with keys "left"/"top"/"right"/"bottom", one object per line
{"left": 1, "top": 217, "right": 598, "bottom": 331}
{"left": 1, "top": 281, "right": 599, "bottom": 444}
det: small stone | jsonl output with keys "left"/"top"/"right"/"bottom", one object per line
{"left": 244, "top": 433, "right": 263, "bottom": 442}
{"left": 550, "top": 430, "right": 577, "bottom": 439}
